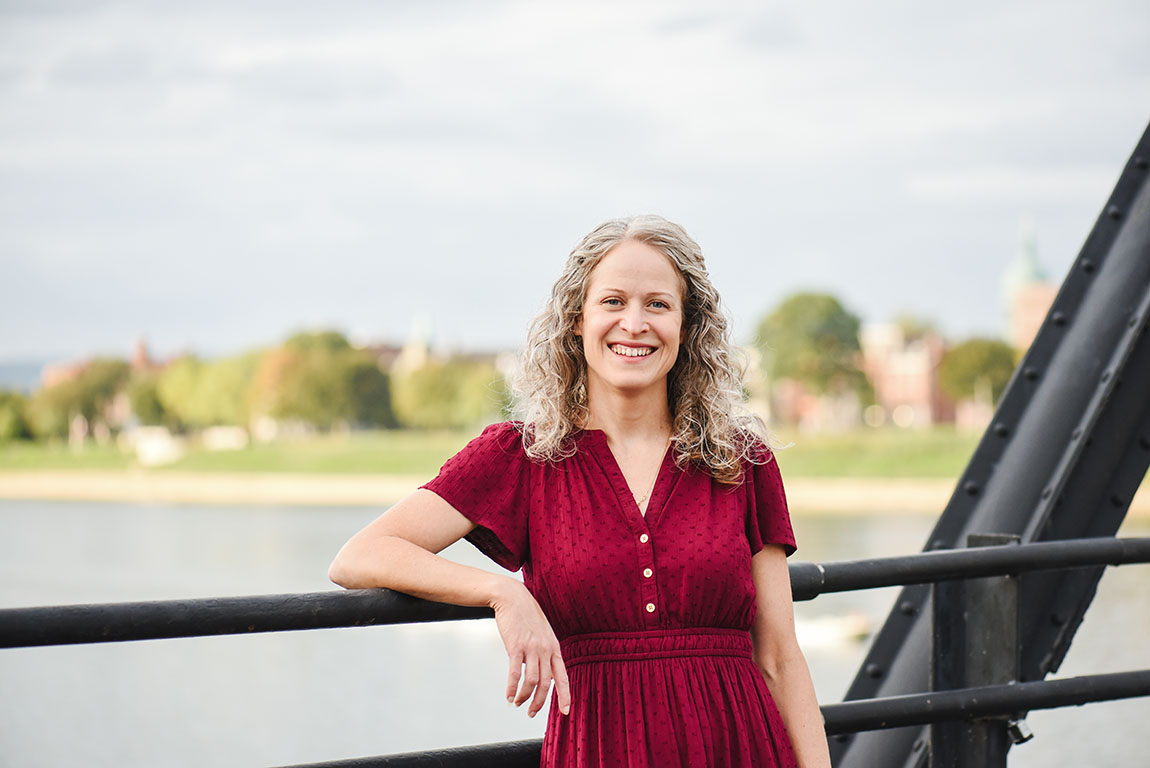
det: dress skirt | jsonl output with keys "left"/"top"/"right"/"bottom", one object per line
{"left": 542, "top": 628, "right": 797, "bottom": 768}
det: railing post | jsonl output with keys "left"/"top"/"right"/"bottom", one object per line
{"left": 930, "top": 533, "right": 1021, "bottom": 768}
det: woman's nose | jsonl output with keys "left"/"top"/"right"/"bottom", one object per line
{"left": 619, "top": 304, "right": 646, "bottom": 333}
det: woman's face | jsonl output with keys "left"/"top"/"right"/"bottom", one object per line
{"left": 574, "top": 239, "right": 685, "bottom": 403}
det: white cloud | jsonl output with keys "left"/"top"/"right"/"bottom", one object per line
{"left": 906, "top": 166, "right": 1121, "bottom": 204}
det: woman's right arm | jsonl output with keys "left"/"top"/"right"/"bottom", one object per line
{"left": 328, "top": 488, "right": 570, "bottom": 718}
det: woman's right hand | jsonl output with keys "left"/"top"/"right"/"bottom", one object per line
{"left": 490, "top": 578, "right": 571, "bottom": 718}
{"left": 328, "top": 491, "right": 570, "bottom": 719}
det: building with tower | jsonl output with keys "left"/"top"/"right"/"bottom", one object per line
{"left": 1002, "top": 222, "right": 1058, "bottom": 352}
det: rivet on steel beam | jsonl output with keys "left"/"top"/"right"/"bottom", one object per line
{"left": 993, "top": 422, "right": 1010, "bottom": 437}
{"left": 1072, "top": 428, "right": 1082, "bottom": 440}
{"left": 930, "top": 540, "right": 949, "bottom": 551}
{"left": 1081, "top": 259, "right": 1096, "bottom": 274}
{"left": 1101, "top": 371, "right": 1111, "bottom": 382}
{"left": 1051, "top": 311, "right": 1067, "bottom": 326}
{"left": 913, "top": 738, "right": 925, "bottom": 753}
{"left": 963, "top": 481, "right": 980, "bottom": 496}
{"left": 1023, "top": 367, "right": 1040, "bottom": 381}
{"left": 1130, "top": 315, "right": 1140, "bottom": 328}
{"left": 1135, "top": 156, "right": 1149, "bottom": 170}
{"left": 899, "top": 601, "right": 918, "bottom": 616}
{"left": 1106, "top": 205, "right": 1122, "bottom": 220}
{"left": 865, "top": 663, "right": 883, "bottom": 679}
{"left": 1041, "top": 487, "right": 1052, "bottom": 499}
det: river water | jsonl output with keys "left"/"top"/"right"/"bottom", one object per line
{"left": 0, "top": 500, "right": 1146, "bottom": 767}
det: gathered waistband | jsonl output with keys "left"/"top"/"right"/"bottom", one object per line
{"left": 560, "top": 628, "right": 752, "bottom": 667}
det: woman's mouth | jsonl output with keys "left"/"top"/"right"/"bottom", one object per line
{"left": 609, "top": 344, "right": 654, "bottom": 358}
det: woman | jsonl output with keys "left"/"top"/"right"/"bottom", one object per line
{"left": 329, "top": 215, "right": 831, "bottom": 767}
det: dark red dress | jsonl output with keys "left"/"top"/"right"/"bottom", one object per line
{"left": 422, "top": 422, "right": 798, "bottom": 767}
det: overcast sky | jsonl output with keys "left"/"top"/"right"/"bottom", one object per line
{"left": 2, "top": 0, "right": 1148, "bottom": 364}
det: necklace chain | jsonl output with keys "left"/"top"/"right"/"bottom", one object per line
{"left": 634, "top": 477, "right": 658, "bottom": 506}
{"left": 633, "top": 437, "right": 671, "bottom": 507}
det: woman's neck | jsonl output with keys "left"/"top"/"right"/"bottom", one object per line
{"left": 584, "top": 384, "right": 672, "bottom": 443}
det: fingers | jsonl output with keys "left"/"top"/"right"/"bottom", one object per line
{"left": 506, "top": 650, "right": 524, "bottom": 704}
{"left": 507, "top": 647, "right": 570, "bottom": 718}
{"left": 491, "top": 587, "right": 569, "bottom": 718}
{"left": 553, "top": 654, "right": 571, "bottom": 715}
{"left": 528, "top": 658, "right": 552, "bottom": 718}
{"left": 515, "top": 655, "right": 541, "bottom": 708}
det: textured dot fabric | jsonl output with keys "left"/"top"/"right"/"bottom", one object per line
{"left": 421, "top": 422, "right": 798, "bottom": 768}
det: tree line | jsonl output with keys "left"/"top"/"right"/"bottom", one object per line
{"left": 756, "top": 292, "right": 1017, "bottom": 409}
{"left": 0, "top": 292, "right": 1019, "bottom": 444}
{"left": 0, "top": 331, "right": 509, "bottom": 443}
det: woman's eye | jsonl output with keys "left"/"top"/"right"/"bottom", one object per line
{"left": 650, "top": 300, "right": 669, "bottom": 310}
{"left": 603, "top": 298, "right": 623, "bottom": 306}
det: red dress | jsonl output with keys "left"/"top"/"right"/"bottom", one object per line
{"left": 422, "top": 422, "right": 798, "bottom": 768}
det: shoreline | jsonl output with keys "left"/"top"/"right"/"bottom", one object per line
{"left": 1, "top": 470, "right": 1147, "bottom": 518}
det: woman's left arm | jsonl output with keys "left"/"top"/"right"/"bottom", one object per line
{"left": 750, "top": 544, "right": 832, "bottom": 768}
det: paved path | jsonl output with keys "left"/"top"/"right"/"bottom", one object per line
{"left": 1, "top": 470, "right": 1146, "bottom": 518}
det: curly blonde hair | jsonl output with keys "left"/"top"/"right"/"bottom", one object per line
{"left": 511, "top": 215, "right": 770, "bottom": 484}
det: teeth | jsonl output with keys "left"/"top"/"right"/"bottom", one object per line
{"left": 610, "top": 345, "right": 654, "bottom": 357}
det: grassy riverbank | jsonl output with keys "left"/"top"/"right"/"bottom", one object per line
{"left": 3, "top": 427, "right": 1145, "bottom": 516}
{"left": 0, "top": 426, "right": 981, "bottom": 478}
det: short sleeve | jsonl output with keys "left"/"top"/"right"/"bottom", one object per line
{"left": 744, "top": 445, "right": 797, "bottom": 557}
{"left": 420, "top": 422, "right": 530, "bottom": 572}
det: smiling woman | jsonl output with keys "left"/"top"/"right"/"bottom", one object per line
{"left": 329, "top": 215, "right": 831, "bottom": 768}
{"left": 575, "top": 239, "right": 684, "bottom": 405}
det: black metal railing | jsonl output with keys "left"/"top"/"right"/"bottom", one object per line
{"left": 2, "top": 536, "right": 1149, "bottom": 767}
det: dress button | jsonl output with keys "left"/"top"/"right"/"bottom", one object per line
{"left": 645, "top": 603, "right": 656, "bottom": 613}
{"left": 643, "top": 568, "right": 653, "bottom": 578}
{"left": 639, "top": 533, "right": 649, "bottom": 544}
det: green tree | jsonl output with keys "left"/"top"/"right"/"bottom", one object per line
{"left": 25, "top": 379, "right": 81, "bottom": 439}
{"left": 0, "top": 390, "right": 30, "bottom": 441}
{"left": 893, "top": 313, "right": 939, "bottom": 343}
{"left": 23, "top": 359, "right": 130, "bottom": 440}
{"left": 127, "top": 373, "right": 168, "bottom": 427}
{"left": 283, "top": 330, "right": 353, "bottom": 354}
{"left": 198, "top": 354, "right": 259, "bottom": 426}
{"left": 156, "top": 356, "right": 204, "bottom": 429}
{"left": 271, "top": 348, "right": 353, "bottom": 429}
{"left": 157, "top": 354, "right": 260, "bottom": 429}
{"left": 939, "top": 338, "right": 1016, "bottom": 403}
{"left": 393, "top": 360, "right": 507, "bottom": 429}
{"left": 251, "top": 342, "right": 395, "bottom": 430}
{"left": 346, "top": 354, "right": 398, "bottom": 428}
{"left": 755, "top": 292, "right": 870, "bottom": 396}
{"left": 73, "top": 359, "right": 131, "bottom": 425}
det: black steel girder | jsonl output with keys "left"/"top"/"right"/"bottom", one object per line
{"left": 831, "top": 122, "right": 1150, "bottom": 767}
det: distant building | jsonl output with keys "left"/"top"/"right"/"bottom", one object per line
{"left": 859, "top": 323, "right": 953, "bottom": 428}
{"left": 741, "top": 346, "right": 772, "bottom": 424}
{"left": 130, "top": 338, "right": 161, "bottom": 374}
{"left": 40, "top": 360, "right": 87, "bottom": 390}
{"left": 361, "top": 342, "right": 405, "bottom": 372}
{"left": 775, "top": 381, "right": 862, "bottom": 432}
{"left": 1002, "top": 222, "right": 1057, "bottom": 351}
{"left": 391, "top": 314, "right": 433, "bottom": 375}
{"left": 1009, "top": 282, "right": 1058, "bottom": 352}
